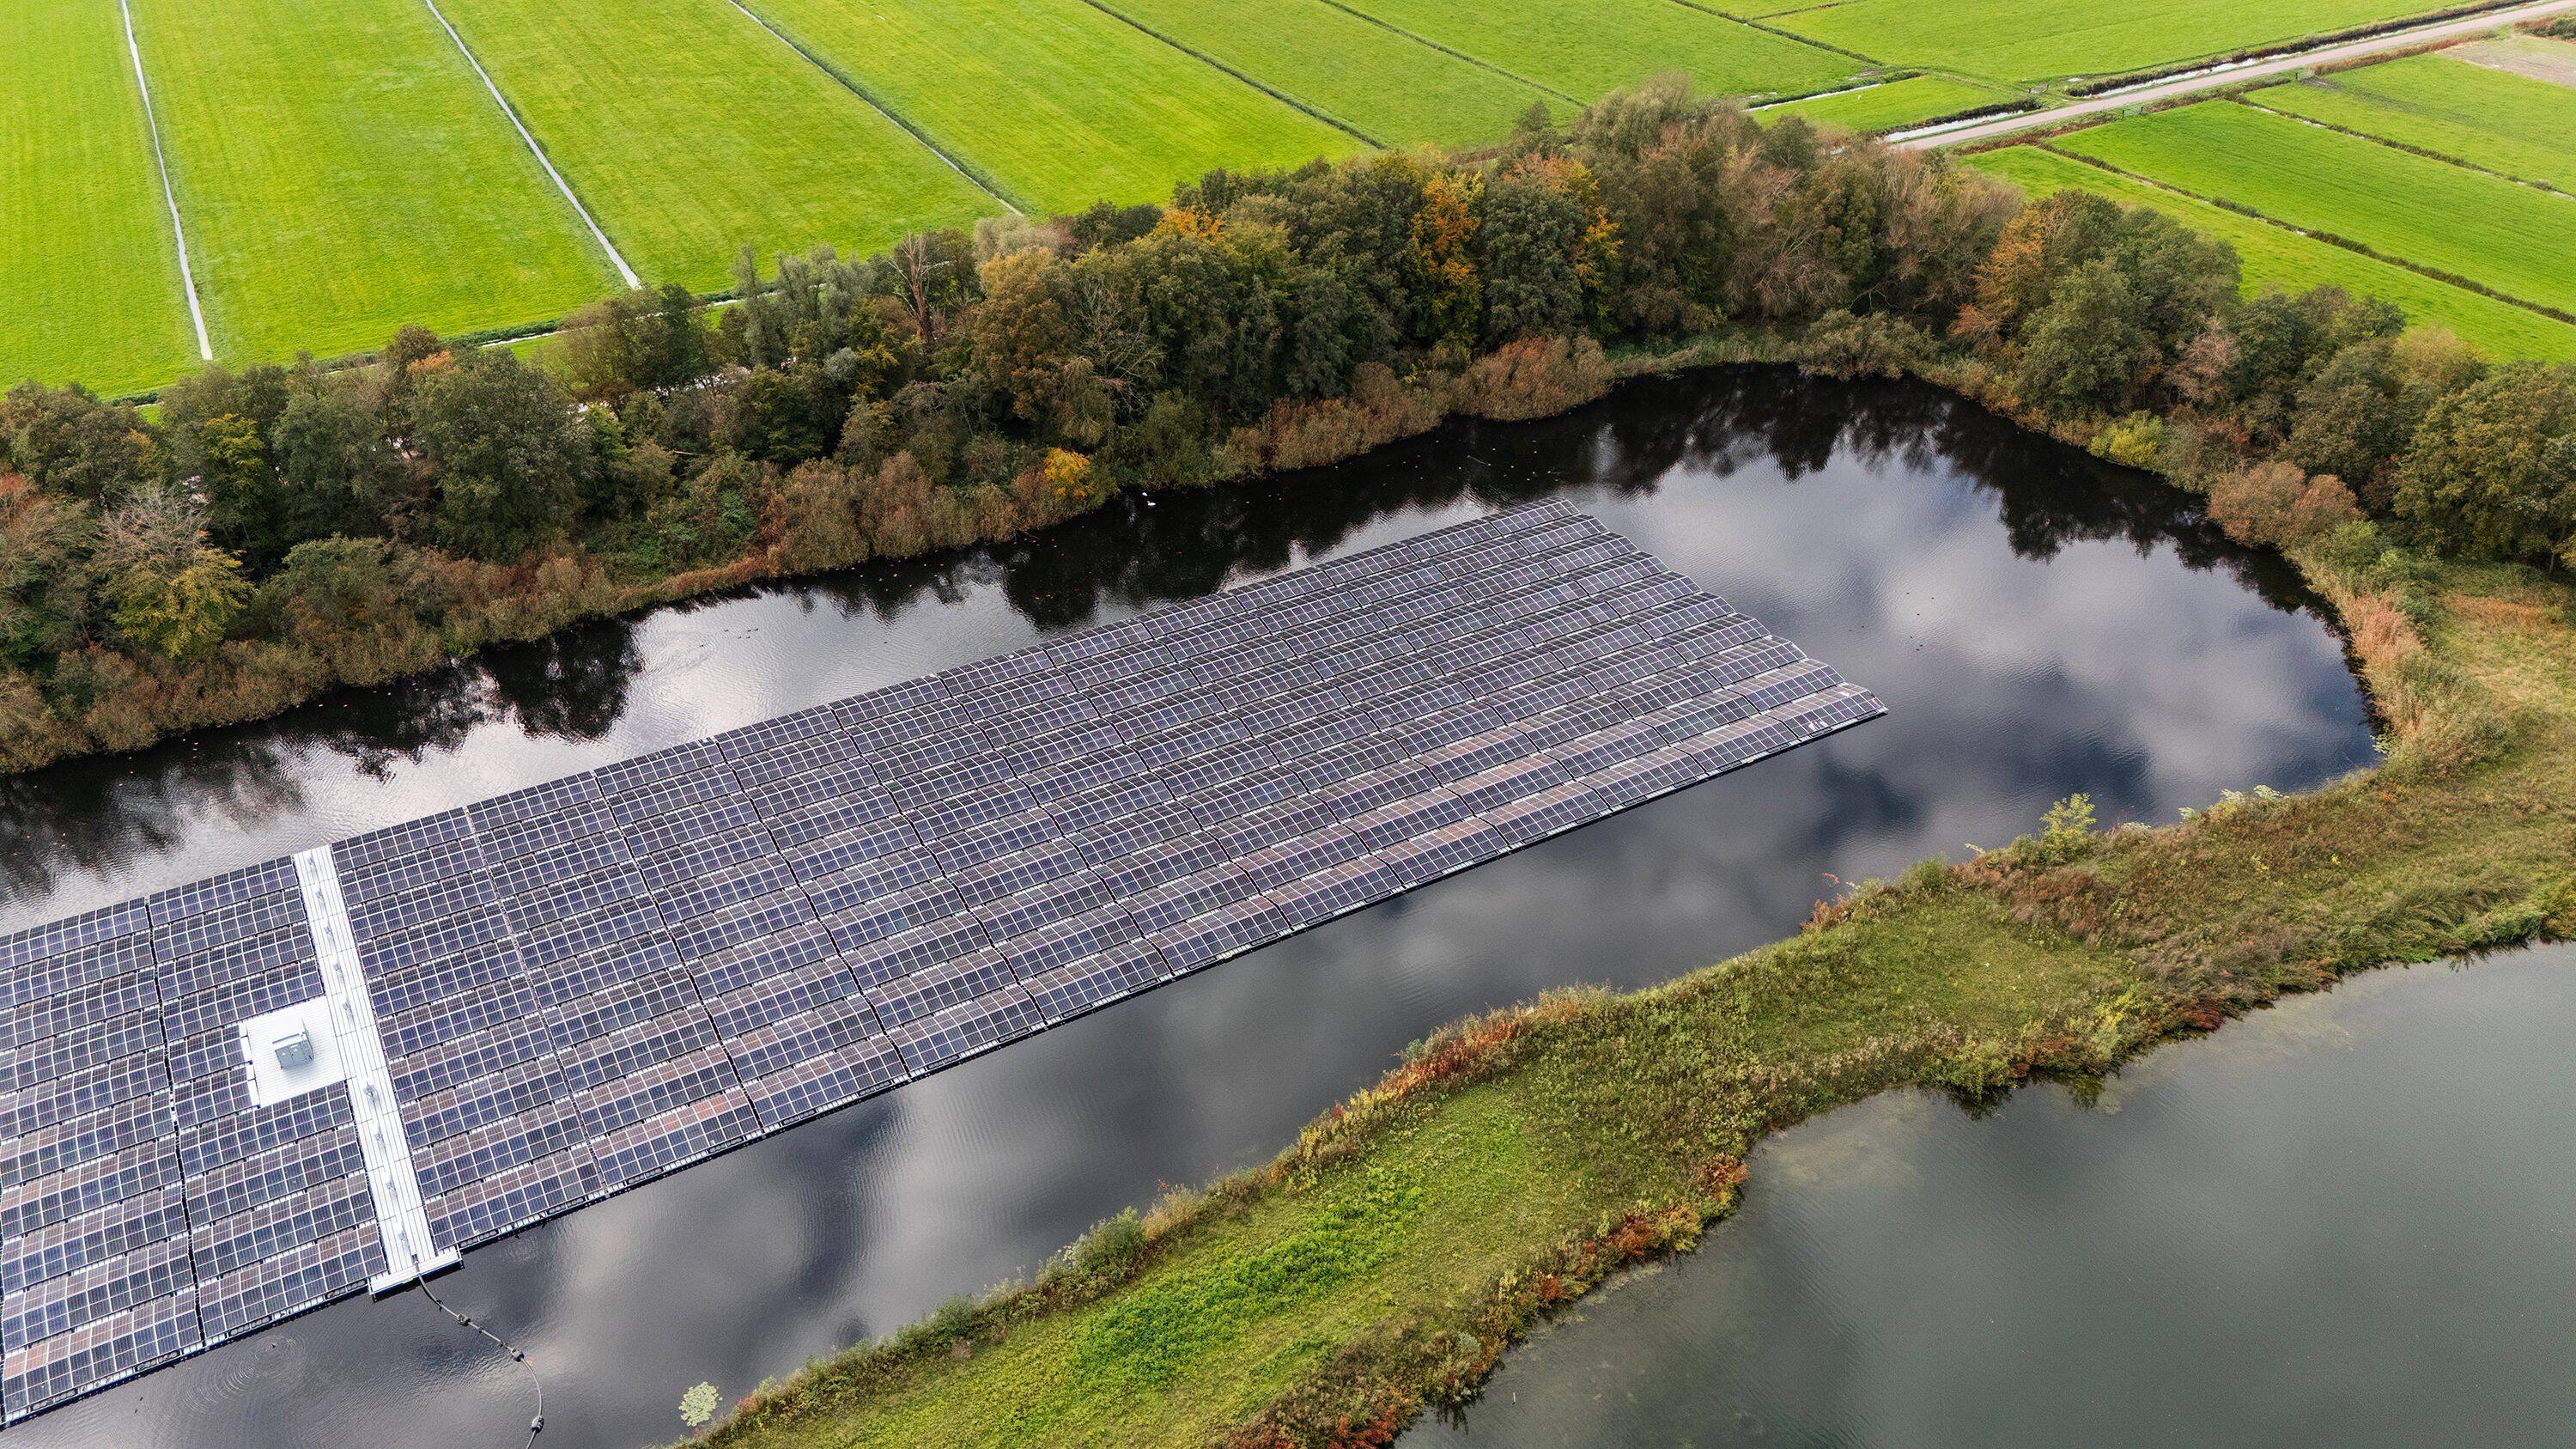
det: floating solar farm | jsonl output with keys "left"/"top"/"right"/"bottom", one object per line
{"left": 0, "top": 502, "right": 1880, "bottom": 1422}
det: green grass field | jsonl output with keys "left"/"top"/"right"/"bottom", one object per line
{"left": 2245, "top": 53, "right": 2576, "bottom": 194}
{"left": 1327, "top": 0, "right": 1860, "bottom": 101}
{"left": 2054, "top": 101, "right": 2576, "bottom": 318}
{"left": 1090, "top": 0, "right": 1571, "bottom": 148}
{"left": 1965, "top": 146, "right": 2576, "bottom": 360}
{"left": 429, "top": 0, "right": 997, "bottom": 292}
{"left": 1759, "top": 74, "right": 2015, "bottom": 132}
{"left": 1, "top": 0, "right": 201, "bottom": 396}
{"left": 1774, "top": 0, "right": 2439, "bottom": 84}
{"left": 738, "top": 0, "right": 1364, "bottom": 213}
{"left": 129, "top": 0, "right": 617, "bottom": 362}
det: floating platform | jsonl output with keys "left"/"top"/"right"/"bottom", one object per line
{"left": 0, "top": 502, "right": 1880, "bottom": 1421}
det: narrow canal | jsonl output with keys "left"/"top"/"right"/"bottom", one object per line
{"left": 0, "top": 368, "right": 2376, "bottom": 1446}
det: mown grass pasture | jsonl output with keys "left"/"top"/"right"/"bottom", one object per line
{"left": 130, "top": 0, "right": 617, "bottom": 362}
{"left": 1, "top": 0, "right": 199, "bottom": 395}
{"left": 1090, "top": 0, "right": 1572, "bottom": 148}
{"left": 2054, "top": 100, "right": 2576, "bottom": 319}
{"left": 2245, "top": 52, "right": 2576, "bottom": 194}
{"left": 1774, "top": 0, "right": 2441, "bottom": 84}
{"left": 1965, "top": 146, "right": 2576, "bottom": 361}
{"left": 431, "top": 0, "right": 998, "bottom": 292}
{"left": 1759, "top": 74, "right": 2015, "bottom": 132}
{"left": 739, "top": 0, "right": 1364, "bottom": 213}
{"left": 1328, "top": 0, "right": 1859, "bottom": 101}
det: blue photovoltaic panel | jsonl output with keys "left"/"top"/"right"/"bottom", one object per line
{"left": 0, "top": 502, "right": 1880, "bottom": 1422}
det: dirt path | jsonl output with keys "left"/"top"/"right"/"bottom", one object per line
{"left": 1904, "top": 0, "right": 2576, "bottom": 149}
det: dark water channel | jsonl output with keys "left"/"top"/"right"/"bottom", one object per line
{"left": 0, "top": 369, "right": 2375, "bottom": 1447}
{"left": 1417, "top": 944, "right": 2576, "bottom": 1448}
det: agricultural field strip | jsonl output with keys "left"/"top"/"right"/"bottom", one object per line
{"left": 712, "top": 0, "right": 1021, "bottom": 213}
{"left": 1084, "top": 0, "right": 1571, "bottom": 147}
{"left": 123, "top": 0, "right": 620, "bottom": 363}
{"left": 422, "top": 0, "right": 999, "bottom": 296}
{"left": 1060, "top": 0, "right": 1381, "bottom": 145}
{"left": 1303, "top": 0, "right": 1583, "bottom": 104}
{"left": 412, "top": 0, "right": 639, "bottom": 287}
{"left": 0, "top": 0, "right": 199, "bottom": 394}
{"left": 1320, "top": 0, "right": 1862, "bottom": 102}
{"left": 2242, "top": 53, "right": 2576, "bottom": 194}
{"left": 0, "top": 502, "right": 1881, "bottom": 1423}
{"left": 115, "top": 0, "right": 210, "bottom": 361}
{"left": 2051, "top": 101, "right": 2576, "bottom": 320}
{"left": 736, "top": 0, "right": 1364, "bottom": 216}
{"left": 1965, "top": 145, "right": 2576, "bottom": 360}
{"left": 1756, "top": 73, "right": 2018, "bottom": 131}
{"left": 1776, "top": 0, "right": 2465, "bottom": 88}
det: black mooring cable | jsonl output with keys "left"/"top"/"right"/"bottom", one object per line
{"left": 416, "top": 1273, "right": 547, "bottom": 1446}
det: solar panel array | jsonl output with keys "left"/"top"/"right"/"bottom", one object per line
{"left": 0, "top": 502, "right": 1880, "bottom": 1422}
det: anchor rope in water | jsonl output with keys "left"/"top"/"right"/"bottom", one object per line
{"left": 415, "top": 1274, "right": 547, "bottom": 1446}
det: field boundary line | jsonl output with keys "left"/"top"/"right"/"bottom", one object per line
{"left": 1660, "top": 0, "right": 1886, "bottom": 69}
{"left": 2028, "top": 142, "right": 2576, "bottom": 326}
{"left": 1304, "top": 0, "right": 1583, "bottom": 105}
{"left": 720, "top": 0, "right": 1025, "bottom": 215}
{"left": 1071, "top": 0, "right": 1386, "bottom": 147}
{"left": 413, "top": 0, "right": 641, "bottom": 288}
{"left": 2232, "top": 92, "right": 2573, "bottom": 198}
{"left": 117, "top": 0, "right": 212, "bottom": 362}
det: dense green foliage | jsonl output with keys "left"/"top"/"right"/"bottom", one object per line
{"left": 6, "top": 82, "right": 2573, "bottom": 775}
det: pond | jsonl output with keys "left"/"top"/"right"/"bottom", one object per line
{"left": 0, "top": 368, "right": 2375, "bottom": 1447}
{"left": 1414, "top": 943, "right": 2576, "bottom": 1448}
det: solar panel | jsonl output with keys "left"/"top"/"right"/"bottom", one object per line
{"left": 0, "top": 501, "right": 1881, "bottom": 1423}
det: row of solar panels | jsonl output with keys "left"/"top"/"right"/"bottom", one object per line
{"left": 0, "top": 860, "right": 386, "bottom": 1418}
{"left": 0, "top": 501, "right": 1882, "bottom": 1422}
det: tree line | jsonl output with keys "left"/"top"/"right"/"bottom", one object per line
{"left": 3, "top": 82, "right": 2572, "bottom": 771}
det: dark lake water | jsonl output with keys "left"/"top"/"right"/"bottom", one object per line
{"left": 1416, "top": 943, "right": 2576, "bottom": 1448}
{"left": 0, "top": 368, "right": 2377, "bottom": 1447}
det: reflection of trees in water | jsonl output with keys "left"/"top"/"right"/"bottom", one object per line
{"left": 0, "top": 746, "right": 301, "bottom": 904}
{"left": 10, "top": 366, "right": 2336, "bottom": 907}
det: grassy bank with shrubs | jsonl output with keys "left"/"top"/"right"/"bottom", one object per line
{"left": 554, "top": 84, "right": 2576, "bottom": 1449}
{"left": 686, "top": 521, "right": 2573, "bottom": 1445}
{"left": 10, "top": 79, "right": 2572, "bottom": 775}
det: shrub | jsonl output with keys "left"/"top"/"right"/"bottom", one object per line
{"left": 1793, "top": 310, "right": 1929, "bottom": 380}
{"left": 2208, "top": 461, "right": 2363, "bottom": 551}
{"left": 2035, "top": 792, "right": 2097, "bottom": 864}
{"left": 2088, "top": 411, "right": 2166, "bottom": 469}
{"left": 1449, "top": 336, "right": 1612, "bottom": 421}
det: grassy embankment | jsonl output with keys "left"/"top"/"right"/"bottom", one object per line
{"left": 690, "top": 363, "right": 2576, "bottom": 1447}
